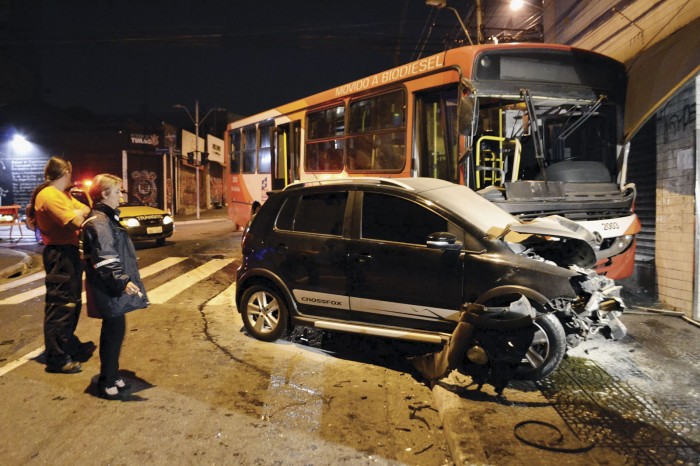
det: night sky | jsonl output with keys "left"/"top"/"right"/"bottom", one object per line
{"left": 6, "top": 0, "right": 471, "bottom": 117}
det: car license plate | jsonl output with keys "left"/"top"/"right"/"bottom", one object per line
{"left": 147, "top": 226, "right": 163, "bottom": 235}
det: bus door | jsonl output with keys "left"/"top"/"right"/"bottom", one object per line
{"left": 414, "top": 87, "right": 459, "bottom": 184}
{"left": 272, "top": 121, "right": 301, "bottom": 189}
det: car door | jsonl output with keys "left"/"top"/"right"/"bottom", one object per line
{"left": 268, "top": 189, "right": 351, "bottom": 320}
{"left": 346, "top": 191, "right": 464, "bottom": 332}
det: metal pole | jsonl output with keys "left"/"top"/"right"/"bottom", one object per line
{"left": 195, "top": 100, "right": 200, "bottom": 220}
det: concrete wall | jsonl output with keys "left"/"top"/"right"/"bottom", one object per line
{"left": 654, "top": 80, "right": 697, "bottom": 314}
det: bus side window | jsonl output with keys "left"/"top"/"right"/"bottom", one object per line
{"left": 242, "top": 126, "right": 256, "bottom": 174}
{"left": 230, "top": 130, "right": 241, "bottom": 173}
{"left": 306, "top": 105, "right": 345, "bottom": 172}
{"left": 347, "top": 89, "right": 406, "bottom": 173}
{"left": 258, "top": 123, "right": 272, "bottom": 174}
{"left": 415, "top": 87, "right": 458, "bottom": 182}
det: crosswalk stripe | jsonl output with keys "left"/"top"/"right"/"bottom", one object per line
{"left": 208, "top": 282, "right": 236, "bottom": 306}
{"left": 0, "top": 271, "right": 46, "bottom": 293}
{"left": 0, "top": 257, "right": 189, "bottom": 306}
{"left": 0, "top": 346, "right": 45, "bottom": 377}
{"left": 147, "top": 258, "right": 235, "bottom": 304}
{"left": 138, "top": 257, "right": 188, "bottom": 278}
{"left": 0, "top": 283, "right": 46, "bottom": 305}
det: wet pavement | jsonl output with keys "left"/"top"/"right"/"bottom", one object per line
{"left": 547, "top": 311, "right": 700, "bottom": 465}
{"left": 433, "top": 309, "right": 700, "bottom": 465}
{"left": 2, "top": 216, "right": 699, "bottom": 464}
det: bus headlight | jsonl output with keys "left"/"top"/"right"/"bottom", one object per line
{"left": 617, "top": 234, "right": 634, "bottom": 251}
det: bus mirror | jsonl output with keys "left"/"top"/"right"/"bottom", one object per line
{"left": 458, "top": 79, "right": 477, "bottom": 137}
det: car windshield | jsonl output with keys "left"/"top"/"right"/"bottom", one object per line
{"left": 420, "top": 183, "right": 518, "bottom": 234}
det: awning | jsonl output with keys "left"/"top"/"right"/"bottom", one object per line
{"left": 624, "top": 17, "right": 700, "bottom": 141}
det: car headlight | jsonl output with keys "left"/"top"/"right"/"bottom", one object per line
{"left": 122, "top": 218, "right": 140, "bottom": 228}
{"left": 162, "top": 215, "right": 173, "bottom": 225}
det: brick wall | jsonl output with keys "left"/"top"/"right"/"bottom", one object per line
{"left": 654, "top": 79, "right": 697, "bottom": 315}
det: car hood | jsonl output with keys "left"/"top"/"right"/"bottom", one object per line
{"left": 118, "top": 206, "right": 169, "bottom": 218}
{"left": 489, "top": 215, "right": 597, "bottom": 269}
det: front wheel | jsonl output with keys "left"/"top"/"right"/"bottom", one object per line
{"left": 515, "top": 312, "right": 566, "bottom": 381}
{"left": 240, "top": 285, "right": 289, "bottom": 342}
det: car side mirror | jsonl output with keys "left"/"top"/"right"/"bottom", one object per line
{"left": 427, "top": 232, "right": 463, "bottom": 251}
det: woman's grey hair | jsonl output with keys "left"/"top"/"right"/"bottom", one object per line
{"left": 89, "top": 173, "right": 122, "bottom": 204}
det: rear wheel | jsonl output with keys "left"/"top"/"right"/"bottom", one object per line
{"left": 240, "top": 285, "right": 289, "bottom": 342}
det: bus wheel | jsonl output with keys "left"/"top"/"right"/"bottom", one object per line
{"left": 240, "top": 285, "right": 289, "bottom": 342}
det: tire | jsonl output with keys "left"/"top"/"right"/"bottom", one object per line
{"left": 515, "top": 312, "right": 566, "bottom": 381}
{"left": 240, "top": 285, "right": 289, "bottom": 342}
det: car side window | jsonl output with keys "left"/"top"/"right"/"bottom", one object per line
{"left": 362, "top": 193, "right": 447, "bottom": 244}
{"left": 276, "top": 192, "right": 347, "bottom": 236}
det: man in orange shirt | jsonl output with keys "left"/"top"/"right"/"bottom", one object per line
{"left": 33, "top": 157, "right": 93, "bottom": 373}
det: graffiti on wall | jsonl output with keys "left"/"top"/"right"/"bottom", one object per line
{"left": 659, "top": 101, "right": 696, "bottom": 144}
{"left": 130, "top": 170, "right": 158, "bottom": 207}
{"left": 210, "top": 177, "right": 223, "bottom": 206}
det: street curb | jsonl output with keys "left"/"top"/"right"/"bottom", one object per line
{"left": 431, "top": 383, "right": 490, "bottom": 465}
{"left": 0, "top": 249, "right": 33, "bottom": 279}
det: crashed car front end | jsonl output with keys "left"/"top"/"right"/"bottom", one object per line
{"left": 496, "top": 215, "right": 627, "bottom": 347}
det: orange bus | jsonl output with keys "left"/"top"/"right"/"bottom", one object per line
{"left": 225, "top": 43, "right": 640, "bottom": 279}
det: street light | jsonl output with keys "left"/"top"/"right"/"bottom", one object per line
{"left": 173, "top": 101, "right": 225, "bottom": 219}
{"left": 10, "top": 134, "right": 32, "bottom": 155}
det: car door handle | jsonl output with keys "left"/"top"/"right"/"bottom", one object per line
{"left": 349, "top": 253, "right": 372, "bottom": 264}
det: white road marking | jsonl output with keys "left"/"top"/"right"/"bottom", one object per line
{"left": 147, "top": 258, "right": 235, "bottom": 304}
{"left": 0, "top": 257, "right": 188, "bottom": 306}
{"left": 0, "top": 346, "right": 45, "bottom": 377}
{"left": 207, "top": 282, "right": 236, "bottom": 306}
{"left": 0, "top": 271, "right": 46, "bottom": 293}
{"left": 0, "top": 256, "right": 225, "bottom": 376}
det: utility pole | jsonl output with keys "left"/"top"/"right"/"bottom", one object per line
{"left": 174, "top": 100, "right": 225, "bottom": 219}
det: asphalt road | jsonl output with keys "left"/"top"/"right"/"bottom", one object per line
{"left": 0, "top": 218, "right": 452, "bottom": 465}
{"left": 1, "top": 216, "right": 698, "bottom": 465}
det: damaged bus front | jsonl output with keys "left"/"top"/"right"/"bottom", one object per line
{"left": 458, "top": 47, "right": 641, "bottom": 279}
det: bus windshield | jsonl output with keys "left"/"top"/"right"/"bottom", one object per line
{"left": 471, "top": 94, "right": 621, "bottom": 189}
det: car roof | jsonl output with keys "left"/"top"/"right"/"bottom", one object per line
{"left": 284, "top": 177, "right": 518, "bottom": 234}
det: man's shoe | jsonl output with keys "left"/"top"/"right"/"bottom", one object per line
{"left": 46, "top": 361, "right": 82, "bottom": 374}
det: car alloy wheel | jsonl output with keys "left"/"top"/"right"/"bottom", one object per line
{"left": 240, "top": 285, "right": 289, "bottom": 342}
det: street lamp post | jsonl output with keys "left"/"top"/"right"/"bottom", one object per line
{"left": 173, "top": 100, "right": 225, "bottom": 219}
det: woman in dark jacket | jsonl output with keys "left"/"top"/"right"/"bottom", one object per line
{"left": 82, "top": 174, "right": 149, "bottom": 400}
